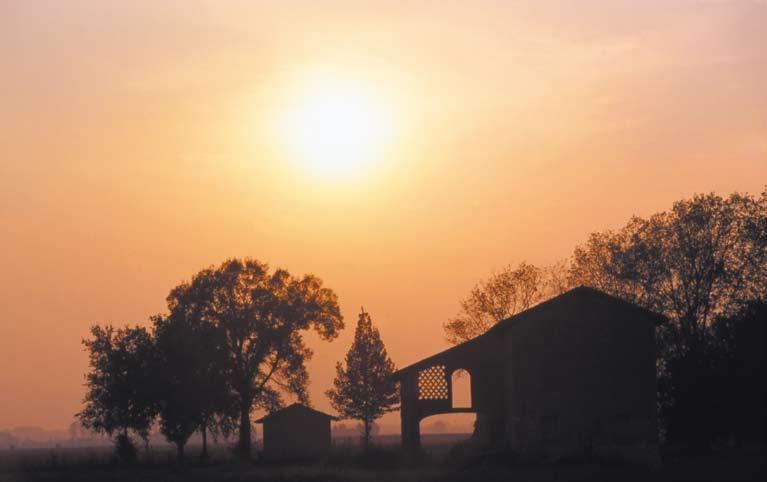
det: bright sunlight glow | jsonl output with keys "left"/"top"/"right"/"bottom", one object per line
{"left": 277, "top": 75, "right": 395, "bottom": 178}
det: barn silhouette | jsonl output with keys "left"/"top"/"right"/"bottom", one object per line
{"left": 394, "top": 286, "right": 665, "bottom": 461}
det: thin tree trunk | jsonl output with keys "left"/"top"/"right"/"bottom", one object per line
{"left": 176, "top": 442, "right": 184, "bottom": 462}
{"left": 117, "top": 427, "right": 132, "bottom": 465}
{"left": 200, "top": 425, "right": 208, "bottom": 461}
{"left": 238, "top": 401, "right": 252, "bottom": 459}
{"left": 363, "top": 419, "right": 370, "bottom": 453}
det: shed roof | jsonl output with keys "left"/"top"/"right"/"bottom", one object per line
{"left": 255, "top": 403, "right": 338, "bottom": 423}
{"left": 393, "top": 286, "right": 666, "bottom": 378}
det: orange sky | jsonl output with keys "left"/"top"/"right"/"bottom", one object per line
{"left": 1, "top": 1, "right": 765, "bottom": 432}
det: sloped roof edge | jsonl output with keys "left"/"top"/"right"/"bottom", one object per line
{"left": 255, "top": 403, "right": 338, "bottom": 423}
{"left": 393, "top": 286, "right": 666, "bottom": 378}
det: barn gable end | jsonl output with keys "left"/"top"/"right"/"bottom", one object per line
{"left": 395, "top": 286, "right": 663, "bottom": 461}
{"left": 255, "top": 404, "right": 336, "bottom": 459}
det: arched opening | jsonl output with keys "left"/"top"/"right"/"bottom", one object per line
{"left": 420, "top": 413, "right": 476, "bottom": 435}
{"left": 419, "top": 413, "right": 475, "bottom": 457}
{"left": 451, "top": 369, "right": 472, "bottom": 408}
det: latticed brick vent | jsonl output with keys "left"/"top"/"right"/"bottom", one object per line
{"left": 418, "top": 365, "right": 448, "bottom": 400}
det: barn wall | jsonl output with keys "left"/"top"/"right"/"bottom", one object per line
{"left": 503, "top": 294, "right": 658, "bottom": 457}
{"left": 262, "top": 413, "right": 331, "bottom": 459}
{"left": 470, "top": 363, "right": 505, "bottom": 448}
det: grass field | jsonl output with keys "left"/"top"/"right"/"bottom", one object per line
{"left": 0, "top": 442, "right": 764, "bottom": 482}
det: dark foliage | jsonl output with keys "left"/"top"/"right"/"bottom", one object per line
{"left": 166, "top": 258, "right": 344, "bottom": 459}
{"left": 78, "top": 258, "right": 343, "bottom": 462}
{"left": 660, "top": 299, "right": 767, "bottom": 449}
{"left": 78, "top": 325, "right": 157, "bottom": 462}
{"left": 152, "top": 312, "right": 234, "bottom": 462}
{"left": 728, "top": 300, "right": 767, "bottom": 446}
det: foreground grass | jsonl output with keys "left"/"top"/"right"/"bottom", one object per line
{"left": 0, "top": 446, "right": 763, "bottom": 482}
{"left": 1, "top": 465, "right": 440, "bottom": 482}
{"left": 2, "top": 459, "right": 765, "bottom": 482}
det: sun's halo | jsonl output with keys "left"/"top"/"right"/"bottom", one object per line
{"left": 277, "top": 76, "right": 394, "bottom": 178}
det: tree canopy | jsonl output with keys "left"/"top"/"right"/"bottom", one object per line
{"left": 79, "top": 258, "right": 343, "bottom": 461}
{"left": 443, "top": 261, "right": 570, "bottom": 344}
{"left": 152, "top": 312, "right": 233, "bottom": 461}
{"left": 166, "top": 258, "right": 344, "bottom": 457}
{"left": 78, "top": 325, "right": 156, "bottom": 461}
{"left": 569, "top": 191, "right": 767, "bottom": 353}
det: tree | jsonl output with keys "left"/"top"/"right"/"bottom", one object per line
{"left": 708, "top": 299, "right": 766, "bottom": 447}
{"left": 326, "top": 309, "right": 398, "bottom": 451}
{"left": 443, "top": 261, "right": 570, "bottom": 344}
{"left": 166, "top": 258, "right": 343, "bottom": 458}
{"left": 152, "top": 312, "right": 233, "bottom": 462}
{"left": 658, "top": 298, "right": 766, "bottom": 449}
{"left": 569, "top": 191, "right": 767, "bottom": 354}
{"left": 78, "top": 325, "right": 156, "bottom": 462}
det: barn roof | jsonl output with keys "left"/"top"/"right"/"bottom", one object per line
{"left": 255, "top": 403, "right": 338, "bottom": 423}
{"left": 393, "top": 286, "right": 666, "bottom": 379}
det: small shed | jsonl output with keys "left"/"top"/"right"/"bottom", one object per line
{"left": 255, "top": 403, "right": 336, "bottom": 459}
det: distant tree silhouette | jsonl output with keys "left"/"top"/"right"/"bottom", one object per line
{"left": 444, "top": 261, "right": 570, "bottom": 344}
{"left": 326, "top": 308, "right": 398, "bottom": 451}
{"left": 78, "top": 325, "right": 156, "bottom": 462}
{"left": 152, "top": 312, "right": 233, "bottom": 462}
{"left": 166, "top": 258, "right": 343, "bottom": 459}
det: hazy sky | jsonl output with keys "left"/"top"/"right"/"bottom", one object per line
{"left": 1, "top": 0, "right": 765, "bottom": 431}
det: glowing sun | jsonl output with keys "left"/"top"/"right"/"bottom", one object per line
{"left": 278, "top": 76, "right": 394, "bottom": 177}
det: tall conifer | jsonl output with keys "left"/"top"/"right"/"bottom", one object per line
{"left": 326, "top": 308, "right": 398, "bottom": 451}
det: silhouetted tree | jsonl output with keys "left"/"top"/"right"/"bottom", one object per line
{"left": 326, "top": 309, "right": 398, "bottom": 451}
{"left": 152, "top": 312, "right": 233, "bottom": 462}
{"left": 710, "top": 299, "right": 766, "bottom": 447}
{"left": 569, "top": 191, "right": 767, "bottom": 354}
{"left": 166, "top": 258, "right": 343, "bottom": 459}
{"left": 658, "top": 332, "right": 732, "bottom": 449}
{"left": 444, "top": 261, "right": 570, "bottom": 344}
{"left": 78, "top": 325, "right": 156, "bottom": 462}
{"left": 657, "top": 298, "right": 766, "bottom": 449}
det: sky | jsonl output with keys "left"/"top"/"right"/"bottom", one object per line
{"left": 1, "top": 0, "right": 765, "bottom": 432}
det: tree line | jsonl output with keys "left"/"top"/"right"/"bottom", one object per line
{"left": 444, "top": 189, "right": 767, "bottom": 449}
{"left": 78, "top": 259, "right": 399, "bottom": 462}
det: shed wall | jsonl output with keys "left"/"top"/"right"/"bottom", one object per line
{"left": 262, "top": 413, "right": 331, "bottom": 459}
